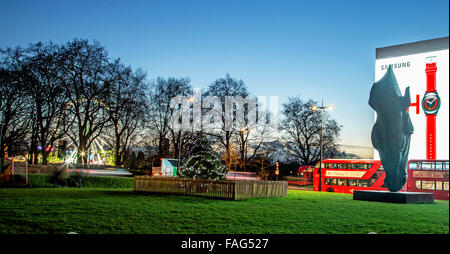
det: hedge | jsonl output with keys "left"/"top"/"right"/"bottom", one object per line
{"left": 25, "top": 174, "right": 134, "bottom": 189}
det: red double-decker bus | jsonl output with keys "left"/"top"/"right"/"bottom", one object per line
{"left": 313, "top": 159, "right": 449, "bottom": 200}
{"left": 406, "top": 160, "right": 449, "bottom": 200}
{"left": 313, "top": 159, "right": 387, "bottom": 194}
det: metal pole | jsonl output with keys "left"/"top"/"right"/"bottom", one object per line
{"left": 318, "top": 110, "right": 323, "bottom": 191}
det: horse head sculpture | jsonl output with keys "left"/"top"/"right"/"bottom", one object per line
{"left": 369, "top": 65, "right": 414, "bottom": 192}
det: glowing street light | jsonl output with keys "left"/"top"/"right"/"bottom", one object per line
{"left": 311, "top": 101, "right": 333, "bottom": 192}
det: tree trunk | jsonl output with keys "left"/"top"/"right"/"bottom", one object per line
{"left": 77, "top": 138, "right": 88, "bottom": 164}
{"left": 114, "top": 135, "right": 121, "bottom": 166}
{"left": 42, "top": 150, "right": 48, "bottom": 165}
{"left": 33, "top": 151, "right": 39, "bottom": 165}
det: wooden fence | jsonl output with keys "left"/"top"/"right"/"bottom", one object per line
{"left": 134, "top": 176, "right": 287, "bottom": 200}
{"left": 3, "top": 161, "right": 60, "bottom": 175}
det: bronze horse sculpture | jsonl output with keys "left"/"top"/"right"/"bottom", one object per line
{"left": 369, "top": 65, "right": 414, "bottom": 192}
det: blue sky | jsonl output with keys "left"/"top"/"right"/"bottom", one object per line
{"left": 1, "top": 0, "right": 448, "bottom": 147}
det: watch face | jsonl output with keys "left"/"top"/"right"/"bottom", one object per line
{"left": 422, "top": 91, "right": 441, "bottom": 115}
{"left": 424, "top": 97, "right": 438, "bottom": 110}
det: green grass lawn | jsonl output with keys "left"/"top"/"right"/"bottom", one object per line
{"left": 0, "top": 187, "right": 448, "bottom": 234}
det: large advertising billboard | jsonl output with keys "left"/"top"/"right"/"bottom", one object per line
{"left": 374, "top": 37, "right": 449, "bottom": 160}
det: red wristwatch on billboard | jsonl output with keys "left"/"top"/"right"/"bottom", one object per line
{"left": 422, "top": 57, "right": 441, "bottom": 160}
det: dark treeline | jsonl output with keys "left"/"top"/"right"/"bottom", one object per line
{"left": 0, "top": 39, "right": 352, "bottom": 172}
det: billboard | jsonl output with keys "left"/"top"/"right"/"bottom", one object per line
{"left": 374, "top": 37, "right": 449, "bottom": 160}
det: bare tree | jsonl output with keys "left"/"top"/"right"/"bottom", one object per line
{"left": 234, "top": 109, "right": 276, "bottom": 171}
{"left": 148, "top": 77, "right": 192, "bottom": 158}
{"left": 204, "top": 73, "right": 249, "bottom": 170}
{"left": 105, "top": 60, "right": 148, "bottom": 166}
{"left": 58, "top": 39, "right": 112, "bottom": 163}
{"left": 0, "top": 47, "right": 33, "bottom": 160}
{"left": 280, "top": 97, "right": 342, "bottom": 165}
{"left": 21, "top": 42, "right": 73, "bottom": 164}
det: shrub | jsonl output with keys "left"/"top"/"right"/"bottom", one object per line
{"left": 25, "top": 174, "right": 134, "bottom": 188}
{"left": 179, "top": 150, "right": 227, "bottom": 180}
{"left": 81, "top": 176, "right": 134, "bottom": 188}
{"left": 27, "top": 174, "right": 54, "bottom": 188}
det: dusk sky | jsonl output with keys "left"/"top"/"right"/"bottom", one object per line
{"left": 1, "top": 0, "right": 449, "bottom": 148}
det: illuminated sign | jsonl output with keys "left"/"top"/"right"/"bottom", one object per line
{"left": 374, "top": 37, "right": 449, "bottom": 160}
{"left": 412, "top": 171, "right": 449, "bottom": 179}
{"left": 325, "top": 170, "right": 366, "bottom": 178}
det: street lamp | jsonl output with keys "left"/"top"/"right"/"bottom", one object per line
{"left": 311, "top": 101, "right": 333, "bottom": 192}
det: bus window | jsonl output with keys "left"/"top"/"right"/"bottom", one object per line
{"left": 347, "top": 179, "right": 356, "bottom": 186}
{"left": 443, "top": 182, "right": 449, "bottom": 191}
{"left": 435, "top": 181, "right": 443, "bottom": 191}
{"left": 167, "top": 159, "right": 178, "bottom": 167}
{"left": 152, "top": 159, "right": 161, "bottom": 167}
{"left": 444, "top": 162, "right": 449, "bottom": 171}
{"left": 416, "top": 180, "right": 421, "bottom": 189}
{"left": 409, "top": 161, "right": 420, "bottom": 170}
{"left": 421, "top": 181, "right": 435, "bottom": 190}
{"left": 336, "top": 179, "right": 344, "bottom": 186}
{"left": 422, "top": 162, "right": 435, "bottom": 170}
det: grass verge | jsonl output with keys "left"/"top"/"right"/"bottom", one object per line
{"left": 0, "top": 188, "right": 448, "bottom": 234}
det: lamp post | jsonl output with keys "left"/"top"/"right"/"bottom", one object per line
{"left": 312, "top": 101, "right": 333, "bottom": 192}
